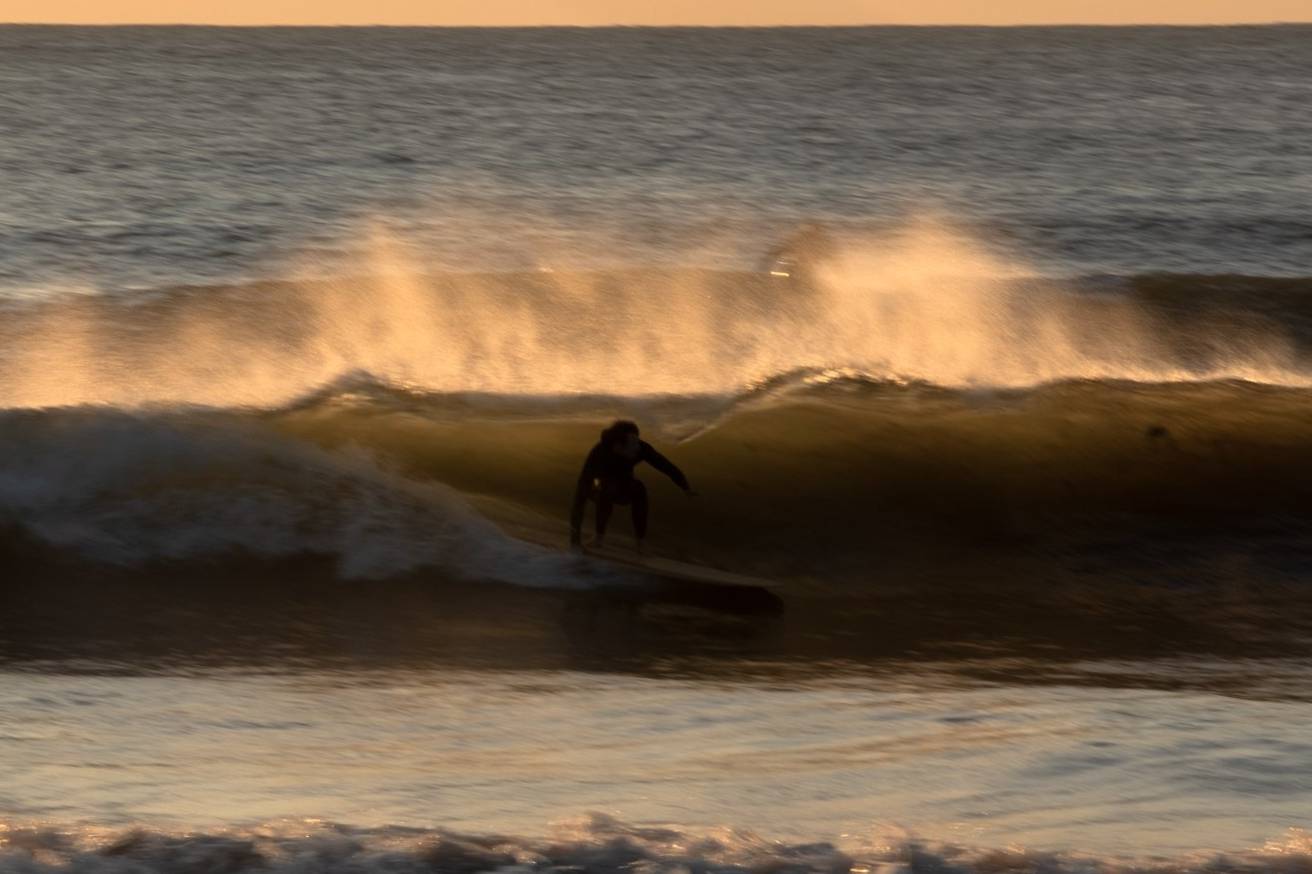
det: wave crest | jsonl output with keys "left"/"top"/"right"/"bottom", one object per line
{"left": 2, "top": 227, "right": 1309, "bottom": 410}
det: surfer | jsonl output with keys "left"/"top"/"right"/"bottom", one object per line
{"left": 569, "top": 420, "right": 695, "bottom": 551}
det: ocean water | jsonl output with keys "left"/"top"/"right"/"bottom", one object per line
{"left": 3, "top": 24, "right": 1312, "bottom": 291}
{"left": 3, "top": 24, "right": 1312, "bottom": 873}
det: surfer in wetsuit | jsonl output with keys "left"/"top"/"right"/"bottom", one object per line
{"left": 569, "top": 420, "right": 694, "bottom": 552}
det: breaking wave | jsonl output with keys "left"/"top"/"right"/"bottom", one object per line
{"left": 4, "top": 372, "right": 1312, "bottom": 596}
{"left": 2, "top": 815, "right": 1310, "bottom": 874}
{"left": 3, "top": 232, "right": 1312, "bottom": 597}
{"left": 0, "top": 404, "right": 586, "bottom": 586}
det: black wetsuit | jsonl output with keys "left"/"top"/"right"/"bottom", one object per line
{"left": 569, "top": 440, "right": 690, "bottom": 545}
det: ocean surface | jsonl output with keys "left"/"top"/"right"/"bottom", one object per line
{"left": 3, "top": 24, "right": 1312, "bottom": 873}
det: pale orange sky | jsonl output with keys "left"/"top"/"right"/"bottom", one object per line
{"left": 4, "top": 0, "right": 1310, "bottom": 25}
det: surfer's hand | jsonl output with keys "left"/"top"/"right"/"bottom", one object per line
{"left": 684, "top": 488, "right": 699, "bottom": 498}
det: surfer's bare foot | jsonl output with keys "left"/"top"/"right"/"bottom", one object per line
{"left": 587, "top": 536, "right": 605, "bottom": 549}
{"left": 634, "top": 540, "right": 645, "bottom": 555}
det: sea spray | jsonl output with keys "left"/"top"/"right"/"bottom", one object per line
{"left": 0, "top": 222, "right": 1304, "bottom": 410}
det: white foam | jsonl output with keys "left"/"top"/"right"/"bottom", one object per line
{"left": 0, "top": 815, "right": 1308, "bottom": 874}
{"left": 0, "top": 408, "right": 583, "bottom": 586}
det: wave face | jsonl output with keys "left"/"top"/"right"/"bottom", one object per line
{"left": 1, "top": 815, "right": 1310, "bottom": 874}
{"left": 4, "top": 373, "right": 1312, "bottom": 595}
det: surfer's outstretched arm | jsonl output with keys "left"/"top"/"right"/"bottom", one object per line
{"left": 640, "top": 443, "right": 691, "bottom": 492}
{"left": 569, "top": 444, "right": 604, "bottom": 546}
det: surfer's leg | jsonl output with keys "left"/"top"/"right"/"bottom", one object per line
{"left": 631, "top": 480, "right": 648, "bottom": 543}
{"left": 594, "top": 483, "right": 615, "bottom": 543}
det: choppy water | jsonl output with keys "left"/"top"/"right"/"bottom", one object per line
{"left": 5, "top": 662, "right": 1312, "bottom": 857}
{"left": 3, "top": 24, "right": 1312, "bottom": 873}
{"left": 3, "top": 25, "right": 1312, "bottom": 292}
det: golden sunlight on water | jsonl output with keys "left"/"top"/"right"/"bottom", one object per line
{"left": 0, "top": 218, "right": 1303, "bottom": 410}
{"left": 2, "top": 666, "right": 1310, "bottom": 856}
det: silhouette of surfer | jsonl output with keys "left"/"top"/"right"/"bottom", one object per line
{"left": 569, "top": 420, "right": 695, "bottom": 552}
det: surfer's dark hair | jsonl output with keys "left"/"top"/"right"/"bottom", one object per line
{"left": 603, "top": 420, "right": 640, "bottom": 443}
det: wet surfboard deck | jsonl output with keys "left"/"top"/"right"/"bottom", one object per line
{"left": 467, "top": 497, "right": 784, "bottom": 614}
{"left": 576, "top": 544, "right": 784, "bottom": 615}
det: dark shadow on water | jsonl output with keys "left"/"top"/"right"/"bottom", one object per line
{"left": 3, "top": 555, "right": 1311, "bottom": 700}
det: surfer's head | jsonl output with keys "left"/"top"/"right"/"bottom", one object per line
{"left": 604, "top": 420, "right": 642, "bottom": 460}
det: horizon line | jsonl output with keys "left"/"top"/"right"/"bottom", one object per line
{"left": 3, "top": 20, "right": 1311, "bottom": 27}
